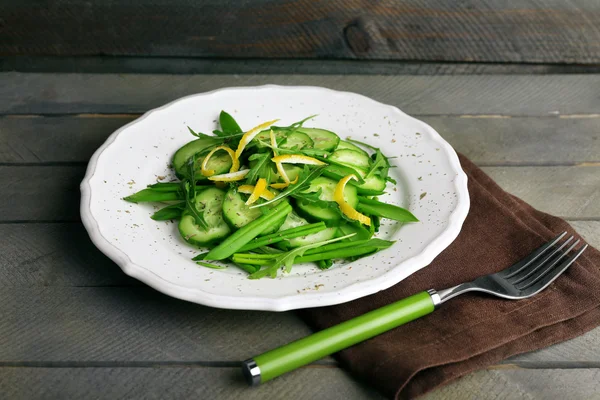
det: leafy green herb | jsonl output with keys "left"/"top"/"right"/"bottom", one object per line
{"left": 250, "top": 165, "right": 325, "bottom": 209}
{"left": 219, "top": 110, "right": 243, "bottom": 135}
{"left": 151, "top": 202, "right": 185, "bottom": 221}
{"left": 182, "top": 156, "right": 209, "bottom": 230}
{"left": 245, "top": 153, "right": 271, "bottom": 185}
{"left": 248, "top": 233, "right": 355, "bottom": 279}
{"left": 187, "top": 126, "right": 213, "bottom": 139}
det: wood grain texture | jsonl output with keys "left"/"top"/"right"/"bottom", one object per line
{"left": 2, "top": 115, "right": 599, "bottom": 165}
{"left": 0, "top": 287, "right": 316, "bottom": 363}
{"left": 2, "top": 73, "right": 600, "bottom": 116}
{"left": 4, "top": 56, "right": 600, "bottom": 76}
{"left": 1, "top": 165, "right": 598, "bottom": 222}
{"left": 423, "top": 369, "right": 600, "bottom": 400}
{"left": 3, "top": 367, "right": 600, "bottom": 400}
{"left": 2, "top": 1, "right": 600, "bottom": 63}
{"left": 0, "top": 366, "right": 383, "bottom": 400}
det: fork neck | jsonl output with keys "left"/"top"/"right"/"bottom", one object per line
{"left": 434, "top": 283, "right": 477, "bottom": 305}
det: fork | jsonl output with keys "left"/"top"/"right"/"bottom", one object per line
{"left": 242, "top": 232, "right": 588, "bottom": 385}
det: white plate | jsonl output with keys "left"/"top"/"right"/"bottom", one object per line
{"left": 81, "top": 85, "right": 469, "bottom": 311}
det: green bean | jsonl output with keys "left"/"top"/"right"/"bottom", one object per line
{"left": 296, "top": 246, "right": 380, "bottom": 263}
{"left": 204, "top": 202, "right": 293, "bottom": 260}
{"left": 123, "top": 189, "right": 184, "bottom": 203}
{"left": 234, "top": 263, "right": 260, "bottom": 274}
{"left": 238, "top": 222, "right": 326, "bottom": 252}
{"left": 357, "top": 197, "right": 419, "bottom": 222}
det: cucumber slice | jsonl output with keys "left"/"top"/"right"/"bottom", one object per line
{"left": 253, "top": 128, "right": 287, "bottom": 149}
{"left": 329, "top": 149, "right": 371, "bottom": 170}
{"left": 277, "top": 212, "right": 338, "bottom": 248}
{"left": 172, "top": 137, "right": 221, "bottom": 178}
{"left": 295, "top": 176, "right": 358, "bottom": 223}
{"left": 222, "top": 188, "right": 286, "bottom": 234}
{"left": 297, "top": 128, "right": 340, "bottom": 151}
{"left": 335, "top": 140, "right": 368, "bottom": 156}
{"left": 280, "top": 131, "right": 314, "bottom": 150}
{"left": 322, "top": 165, "right": 386, "bottom": 195}
{"left": 178, "top": 187, "right": 231, "bottom": 246}
{"left": 201, "top": 151, "right": 234, "bottom": 177}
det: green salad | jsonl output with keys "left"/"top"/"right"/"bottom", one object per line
{"left": 124, "top": 112, "right": 418, "bottom": 279}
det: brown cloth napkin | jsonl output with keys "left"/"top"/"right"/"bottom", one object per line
{"left": 299, "top": 154, "right": 600, "bottom": 399}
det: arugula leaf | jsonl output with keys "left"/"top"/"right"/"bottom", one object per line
{"left": 248, "top": 233, "right": 355, "bottom": 279}
{"left": 347, "top": 138, "right": 393, "bottom": 182}
{"left": 182, "top": 156, "right": 209, "bottom": 230}
{"left": 187, "top": 126, "right": 213, "bottom": 139}
{"left": 250, "top": 165, "right": 325, "bottom": 209}
{"left": 245, "top": 152, "right": 271, "bottom": 185}
{"left": 219, "top": 111, "right": 243, "bottom": 134}
{"left": 366, "top": 149, "right": 387, "bottom": 179}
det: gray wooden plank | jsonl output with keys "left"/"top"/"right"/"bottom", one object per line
{"left": 4, "top": 57, "right": 600, "bottom": 76}
{"left": 2, "top": 73, "right": 600, "bottom": 116}
{"left": 423, "top": 369, "right": 600, "bottom": 400}
{"left": 484, "top": 166, "right": 600, "bottom": 220}
{"left": 0, "top": 223, "right": 138, "bottom": 287}
{"left": 0, "top": 366, "right": 383, "bottom": 400}
{"left": 3, "top": 367, "right": 600, "bottom": 400}
{"left": 1, "top": 165, "right": 598, "bottom": 222}
{"left": 2, "top": 221, "right": 597, "bottom": 288}
{"left": 1, "top": 288, "right": 600, "bottom": 365}
{"left": 3, "top": 0, "right": 600, "bottom": 64}
{"left": 0, "top": 287, "right": 316, "bottom": 363}
{"left": 2, "top": 115, "right": 600, "bottom": 165}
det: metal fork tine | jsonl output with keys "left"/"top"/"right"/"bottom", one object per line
{"left": 503, "top": 232, "right": 567, "bottom": 278}
{"left": 511, "top": 235, "right": 575, "bottom": 284}
{"left": 516, "top": 240, "right": 582, "bottom": 291}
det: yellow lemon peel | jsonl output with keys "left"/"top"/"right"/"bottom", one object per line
{"left": 334, "top": 175, "right": 371, "bottom": 226}
{"left": 207, "top": 169, "right": 250, "bottom": 182}
{"left": 200, "top": 145, "right": 239, "bottom": 176}
{"left": 235, "top": 119, "right": 279, "bottom": 161}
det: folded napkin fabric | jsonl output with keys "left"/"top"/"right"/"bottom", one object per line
{"left": 299, "top": 154, "right": 600, "bottom": 399}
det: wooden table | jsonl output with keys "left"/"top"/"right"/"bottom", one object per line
{"left": 2, "top": 1, "right": 600, "bottom": 398}
{"left": 1, "top": 71, "right": 599, "bottom": 399}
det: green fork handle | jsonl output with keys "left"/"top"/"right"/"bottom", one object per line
{"left": 242, "top": 290, "right": 438, "bottom": 385}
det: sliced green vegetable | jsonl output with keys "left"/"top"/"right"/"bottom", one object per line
{"left": 296, "top": 128, "right": 340, "bottom": 151}
{"left": 204, "top": 202, "right": 293, "bottom": 260}
{"left": 178, "top": 187, "right": 231, "bottom": 246}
